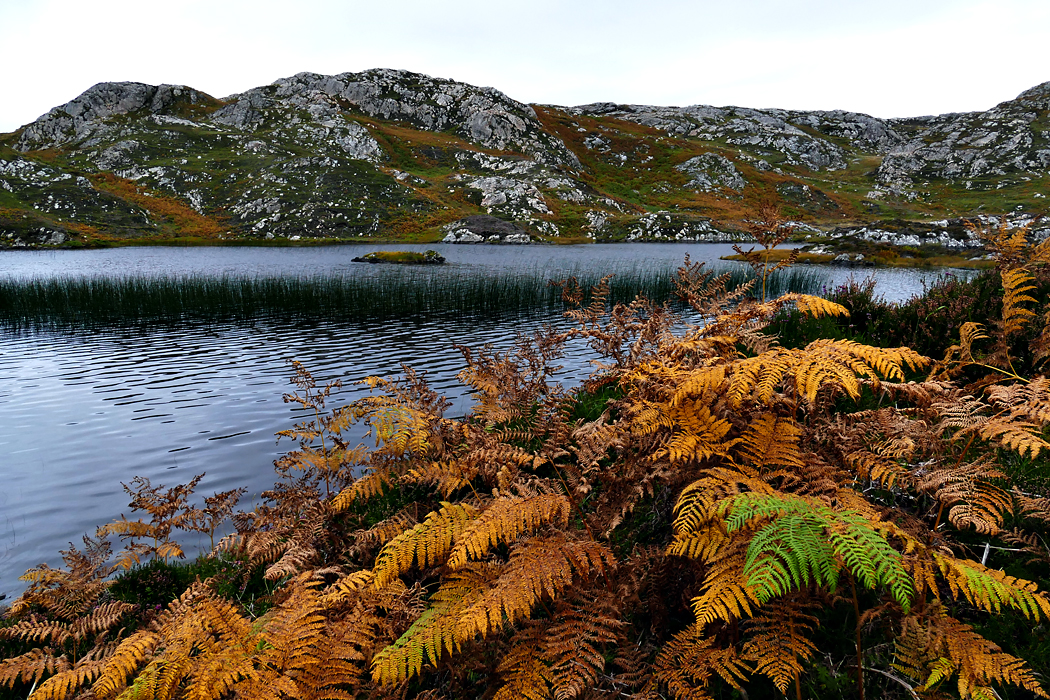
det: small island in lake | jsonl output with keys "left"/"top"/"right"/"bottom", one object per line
{"left": 351, "top": 250, "right": 446, "bottom": 264}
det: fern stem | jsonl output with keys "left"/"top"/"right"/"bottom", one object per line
{"left": 858, "top": 666, "right": 920, "bottom": 700}
{"left": 933, "top": 433, "right": 977, "bottom": 530}
{"left": 848, "top": 574, "right": 866, "bottom": 700}
{"left": 550, "top": 462, "right": 596, "bottom": 542}
{"left": 549, "top": 461, "right": 615, "bottom": 596}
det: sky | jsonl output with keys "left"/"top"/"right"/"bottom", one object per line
{"left": 1, "top": 0, "right": 1049, "bottom": 134}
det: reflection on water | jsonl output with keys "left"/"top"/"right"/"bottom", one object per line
{"left": 0, "top": 313, "right": 597, "bottom": 594}
{"left": 0, "top": 244, "right": 978, "bottom": 594}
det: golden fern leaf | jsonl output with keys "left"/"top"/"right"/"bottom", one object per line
{"left": 741, "top": 596, "right": 819, "bottom": 693}
{"left": 455, "top": 535, "right": 612, "bottom": 640}
{"left": 670, "top": 366, "right": 728, "bottom": 405}
{"left": 321, "top": 570, "right": 376, "bottom": 608}
{"left": 957, "top": 321, "right": 989, "bottom": 363}
{"left": 789, "top": 293, "right": 850, "bottom": 318}
{"left": 30, "top": 660, "right": 105, "bottom": 700}
{"left": 1000, "top": 267, "right": 1038, "bottom": 337}
{"left": 934, "top": 553, "right": 1050, "bottom": 619}
{"left": 735, "top": 413, "right": 803, "bottom": 470}
{"left": 947, "top": 486, "right": 1013, "bottom": 536}
{"left": 253, "top": 580, "right": 326, "bottom": 672}
{"left": 666, "top": 524, "right": 730, "bottom": 562}
{"left": 918, "top": 456, "right": 1012, "bottom": 535}
{"left": 446, "top": 495, "right": 570, "bottom": 569}
{"left": 545, "top": 593, "right": 622, "bottom": 700}
{"left": 373, "top": 502, "right": 479, "bottom": 588}
{"left": 0, "top": 621, "right": 73, "bottom": 646}
{"left": 493, "top": 626, "right": 553, "bottom": 700}
{"left": 330, "top": 470, "right": 393, "bottom": 513}
{"left": 356, "top": 511, "right": 418, "bottom": 552}
{"left": 845, "top": 450, "right": 910, "bottom": 489}
{"left": 96, "top": 519, "right": 154, "bottom": 540}
{"left": 928, "top": 613, "right": 1048, "bottom": 698}
{"left": 264, "top": 541, "right": 318, "bottom": 582}
{"left": 727, "top": 349, "right": 794, "bottom": 407}
{"left": 969, "top": 414, "right": 1050, "bottom": 459}
{"left": 671, "top": 468, "right": 773, "bottom": 549}
{"left": 370, "top": 564, "right": 499, "bottom": 686}
{"left": 0, "top": 649, "right": 66, "bottom": 689}
{"left": 120, "top": 656, "right": 193, "bottom": 700}
{"left": 290, "top": 614, "right": 376, "bottom": 700}
{"left": 404, "top": 461, "right": 477, "bottom": 498}
{"left": 892, "top": 613, "right": 940, "bottom": 685}
{"left": 656, "top": 400, "right": 734, "bottom": 464}
{"left": 689, "top": 540, "right": 760, "bottom": 626}
{"left": 91, "top": 631, "right": 159, "bottom": 699}
{"left": 792, "top": 339, "right": 927, "bottom": 402}
{"left": 988, "top": 377, "right": 1050, "bottom": 425}
{"left": 624, "top": 398, "right": 671, "bottom": 436}
{"left": 650, "top": 622, "right": 749, "bottom": 700}
{"left": 70, "top": 602, "right": 138, "bottom": 641}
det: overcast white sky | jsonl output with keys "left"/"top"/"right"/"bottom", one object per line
{"left": 2, "top": 0, "right": 1048, "bottom": 134}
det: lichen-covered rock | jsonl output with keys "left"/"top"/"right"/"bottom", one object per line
{"left": 441, "top": 215, "right": 532, "bottom": 243}
{"left": 16, "top": 83, "right": 215, "bottom": 151}
{"left": 219, "top": 70, "right": 580, "bottom": 169}
{"left": 676, "top": 153, "right": 747, "bottom": 192}
{"left": 574, "top": 103, "right": 853, "bottom": 171}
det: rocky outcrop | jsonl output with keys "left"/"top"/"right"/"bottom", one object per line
{"left": 442, "top": 215, "right": 532, "bottom": 243}
{"left": 218, "top": 70, "right": 580, "bottom": 169}
{"left": 676, "top": 153, "right": 747, "bottom": 192}
{"left": 574, "top": 103, "right": 855, "bottom": 171}
{"left": 16, "top": 83, "right": 216, "bottom": 151}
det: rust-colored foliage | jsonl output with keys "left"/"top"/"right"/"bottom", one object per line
{"left": 88, "top": 173, "right": 225, "bottom": 238}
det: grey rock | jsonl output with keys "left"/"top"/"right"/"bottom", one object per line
{"left": 676, "top": 153, "right": 747, "bottom": 192}
{"left": 16, "top": 82, "right": 211, "bottom": 151}
{"left": 573, "top": 102, "right": 855, "bottom": 171}
{"left": 220, "top": 70, "right": 580, "bottom": 169}
{"left": 467, "top": 176, "right": 550, "bottom": 216}
{"left": 441, "top": 214, "right": 531, "bottom": 243}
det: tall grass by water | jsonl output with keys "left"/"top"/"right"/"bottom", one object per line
{"left": 0, "top": 264, "right": 824, "bottom": 329}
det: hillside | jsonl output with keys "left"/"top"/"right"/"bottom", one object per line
{"left": 2, "top": 69, "right": 1049, "bottom": 248}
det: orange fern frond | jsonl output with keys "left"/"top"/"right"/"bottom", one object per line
{"left": 650, "top": 622, "right": 749, "bottom": 700}
{"left": 447, "top": 495, "right": 570, "bottom": 569}
{"left": 372, "top": 502, "right": 479, "bottom": 588}
{"left": 741, "top": 596, "right": 819, "bottom": 693}
{"left": 934, "top": 553, "right": 1050, "bottom": 619}
{"left": 370, "top": 564, "right": 498, "bottom": 686}
{"left": 456, "top": 534, "right": 612, "bottom": 639}
{"left": 735, "top": 413, "right": 804, "bottom": 471}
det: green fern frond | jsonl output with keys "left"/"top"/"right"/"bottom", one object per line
{"left": 726, "top": 493, "right": 913, "bottom": 611}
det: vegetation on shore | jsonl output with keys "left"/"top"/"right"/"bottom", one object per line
{"left": 351, "top": 250, "right": 446, "bottom": 265}
{"left": 3, "top": 218, "right": 1050, "bottom": 699}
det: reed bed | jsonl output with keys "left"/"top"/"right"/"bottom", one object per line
{"left": 0, "top": 263, "right": 824, "bottom": 329}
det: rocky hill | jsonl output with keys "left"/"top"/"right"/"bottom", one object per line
{"left": 2, "top": 69, "right": 1049, "bottom": 248}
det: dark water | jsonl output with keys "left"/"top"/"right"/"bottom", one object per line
{"left": 0, "top": 243, "right": 975, "bottom": 595}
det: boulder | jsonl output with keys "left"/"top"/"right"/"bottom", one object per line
{"left": 441, "top": 215, "right": 532, "bottom": 244}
